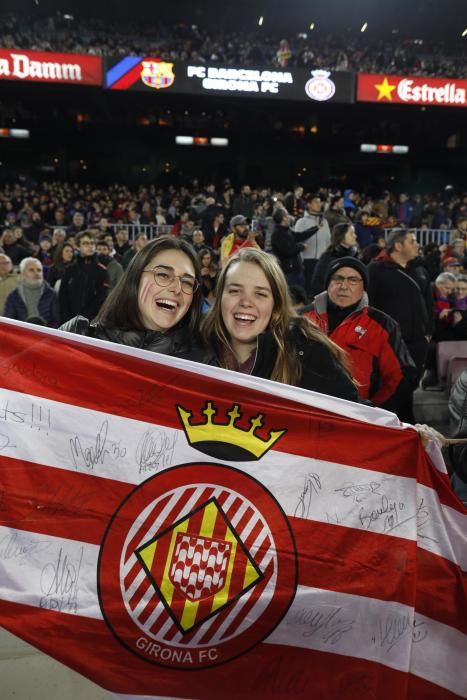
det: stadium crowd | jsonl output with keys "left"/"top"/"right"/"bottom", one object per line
{"left": 0, "top": 13, "right": 466, "bottom": 78}
{"left": 1, "top": 176, "right": 466, "bottom": 494}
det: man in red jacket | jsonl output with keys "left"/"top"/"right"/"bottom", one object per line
{"left": 303, "top": 257, "right": 417, "bottom": 421}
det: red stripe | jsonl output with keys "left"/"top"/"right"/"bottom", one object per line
{"left": 1, "top": 460, "right": 464, "bottom": 634}
{"left": 111, "top": 60, "right": 145, "bottom": 90}
{"left": 1, "top": 600, "right": 460, "bottom": 699}
{"left": 2, "top": 322, "right": 464, "bottom": 503}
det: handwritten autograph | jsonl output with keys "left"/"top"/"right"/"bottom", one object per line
{"left": 335, "top": 480, "right": 381, "bottom": 503}
{"left": 359, "top": 495, "right": 405, "bottom": 531}
{"left": 0, "top": 531, "right": 50, "bottom": 565}
{"left": 377, "top": 611, "right": 428, "bottom": 652}
{"left": 69, "top": 420, "right": 127, "bottom": 471}
{"left": 294, "top": 605, "right": 355, "bottom": 645}
{"left": 40, "top": 546, "right": 83, "bottom": 614}
{"left": 294, "top": 472, "right": 322, "bottom": 519}
{"left": 136, "top": 429, "right": 178, "bottom": 474}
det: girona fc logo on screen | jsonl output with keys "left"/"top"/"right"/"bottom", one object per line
{"left": 98, "top": 464, "right": 297, "bottom": 669}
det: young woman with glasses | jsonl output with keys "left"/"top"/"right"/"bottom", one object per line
{"left": 60, "top": 237, "right": 205, "bottom": 360}
{"left": 202, "top": 248, "right": 359, "bottom": 400}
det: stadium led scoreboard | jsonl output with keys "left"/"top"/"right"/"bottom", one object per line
{"left": 104, "top": 56, "right": 356, "bottom": 104}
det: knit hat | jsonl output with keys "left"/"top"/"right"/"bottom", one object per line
{"left": 325, "top": 256, "right": 369, "bottom": 291}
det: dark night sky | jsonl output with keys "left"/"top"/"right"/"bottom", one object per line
{"left": 5, "top": 0, "right": 467, "bottom": 38}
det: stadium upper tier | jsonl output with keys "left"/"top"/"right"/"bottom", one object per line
{"left": 0, "top": 13, "right": 465, "bottom": 78}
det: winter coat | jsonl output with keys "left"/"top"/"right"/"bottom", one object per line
{"left": 3, "top": 282, "right": 60, "bottom": 327}
{"left": 58, "top": 254, "right": 109, "bottom": 323}
{"left": 294, "top": 211, "right": 331, "bottom": 261}
{"left": 59, "top": 316, "right": 207, "bottom": 362}
{"left": 304, "top": 292, "right": 418, "bottom": 413}
{"left": 205, "top": 323, "right": 359, "bottom": 402}
{"left": 271, "top": 223, "right": 318, "bottom": 274}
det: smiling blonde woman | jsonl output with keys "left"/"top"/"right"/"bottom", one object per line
{"left": 202, "top": 248, "right": 358, "bottom": 401}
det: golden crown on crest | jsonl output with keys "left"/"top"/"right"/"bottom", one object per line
{"left": 177, "top": 401, "right": 286, "bottom": 461}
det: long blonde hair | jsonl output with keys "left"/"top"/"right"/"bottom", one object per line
{"left": 202, "top": 248, "right": 353, "bottom": 385}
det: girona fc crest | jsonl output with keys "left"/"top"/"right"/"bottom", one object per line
{"left": 98, "top": 464, "right": 297, "bottom": 669}
{"left": 140, "top": 60, "right": 175, "bottom": 89}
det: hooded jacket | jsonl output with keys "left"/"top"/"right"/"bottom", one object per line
{"left": 294, "top": 210, "right": 331, "bottom": 260}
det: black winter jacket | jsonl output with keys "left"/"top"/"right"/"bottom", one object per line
{"left": 59, "top": 255, "right": 109, "bottom": 323}
{"left": 59, "top": 315, "right": 207, "bottom": 362}
{"left": 271, "top": 223, "right": 318, "bottom": 274}
{"left": 368, "top": 255, "right": 431, "bottom": 346}
{"left": 206, "top": 324, "right": 359, "bottom": 402}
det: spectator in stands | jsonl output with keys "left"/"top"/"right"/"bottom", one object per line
{"left": 396, "top": 193, "right": 414, "bottom": 226}
{"left": 271, "top": 208, "right": 317, "bottom": 289}
{"left": 220, "top": 215, "right": 260, "bottom": 264}
{"left": 310, "top": 222, "right": 359, "bottom": 299}
{"left": 422, "top": 272, "right": 458, "bottom": 389}
{"left": 303, "top": 258, "right": 417, "bottom": 417}
{"left": 232, "top": 185, "right": 255, "bottom": 220}
{"left": 201, "top": 248, "right": 359, "bottom": 400}
{"left": 0, "top": 254, "right": 19, "bottom": 313}
{"left": 50, "top": 228, "right": 67, "bottom": 258}
{"left": 114, "top": 227, "right": 132, "bottom": 260}
{"left": 284, "top": 186, "right": 305, "bottom": 219}
{"left": 96, "top": 238, "right": 124, "bottom": 291}
{"left": 47, "top": 242, "right": 75, "bottom": 290}
{"left": 203, "top": 212, "right": 228, "bottom": 251}
{"left": 122, "top": 231, "right": 148, "bottom": 269}
{"left": 199, "top": 248, "right": 218, "bottom": 306}
{"left": 354, "top": 211, "right": 381, "bottom": 249}
{"left": 3, "top": 257, "right": 59, "bottom": 327}
{"left": 68, "top": 212, "right": 86, "bottom": 236}
{"left": 442, "top": 256, "right": 463, "bottom": 276}
{"left": 172, "top": 211, "right": 195, "bottom": 240}
{"left": 60, "top": 237, "right": 205, "bottom": 361}
{"left": 59, "top": 231, "right": 108, "bottom": 323}
{"left": 369, "top": 229, "right": 431, "bottom": 418}
{"left": 37, "top": 233, "right": 53, "bottom": 275}
{"left": 295, "top": 194, "right": 331, "bottom": 295}
{"left": 452, "top": 216, "right": 467, "bottom": 242}
{"left": 1, "top": 228, "right": 30, "bottom": 267}
{"left": 325, "top": 196, "right": 350, "bottom": 232}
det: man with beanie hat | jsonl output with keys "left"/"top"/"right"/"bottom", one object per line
{"left": 303, "top": 257, "right": 417, "bottom": 419}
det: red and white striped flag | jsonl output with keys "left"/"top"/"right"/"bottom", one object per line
{"left": 0, "top": 318, "right": 465, "bottom": 700}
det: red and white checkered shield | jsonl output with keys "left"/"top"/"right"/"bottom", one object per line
{"left": 169, "top": 532, "right": 232, "bottom": 602}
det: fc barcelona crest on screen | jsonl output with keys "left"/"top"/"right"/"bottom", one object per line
{"left": 98, "top": 463, "right": 297, "bottom": 669}
{"left": 140, "top": 60, "right": 175, "bottom": 89}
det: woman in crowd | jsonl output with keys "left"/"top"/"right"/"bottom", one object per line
{"left": 47, "top": 242, "right": 75, "bottom": 290}
{"left": 202, "top": 248, "right": 359, "bottom": 401}
{"left": 199, "top": 248, "right": 218, "bottom": 306}
{"left": 60, "top": 236, "right": 205, "bottom": 360}
{"left": 309, "top": 222, "right": 359, "bottom": 299}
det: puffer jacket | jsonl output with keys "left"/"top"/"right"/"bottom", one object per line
{"left": 59, "top": 315, "right": 206, "bottom": 362}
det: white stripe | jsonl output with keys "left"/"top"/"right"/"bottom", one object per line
{"left": 2, "top": 387, "right": 463, "bottom": 569}
{"left": 0, "top": 317, "right": 402, "bottom": 427}
{"left": 1, "top": 527, "right": 465, "bottom": 696}
{"left": 0, "top": 526, "right": 101, "bottom": 620}
{"left": 266, "top": 586, "right": 467, "bottom": 698}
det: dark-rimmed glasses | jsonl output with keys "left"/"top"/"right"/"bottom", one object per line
{"left": 330, "top": 274, "right": 363, "bottom": 287}
{"left": 143, "top": 266, "right": 199, "bottom": 295}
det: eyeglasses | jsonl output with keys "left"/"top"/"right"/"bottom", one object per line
{"left": 330, "top": 274, "right": 363, "bottom": 287}
{"left": 144, "top": 267, "right": 199, "bottom": 295}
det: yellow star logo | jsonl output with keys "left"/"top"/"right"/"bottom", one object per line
{"left": 375, "top": 77, "right": 397, "bottom": 101}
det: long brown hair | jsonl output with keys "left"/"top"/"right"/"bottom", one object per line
{"left": 95, "top": 236, "right": 203, "bottom": 337}
{"left": 202, "top": 248, "right": 352, "bottom": 385}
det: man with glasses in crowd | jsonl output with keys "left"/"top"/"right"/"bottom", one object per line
{"left": 59, "top": 230, "right": 109, "bottom": 323}
{"left": 303, "top": 257, "right": 417, "bottom": 420}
